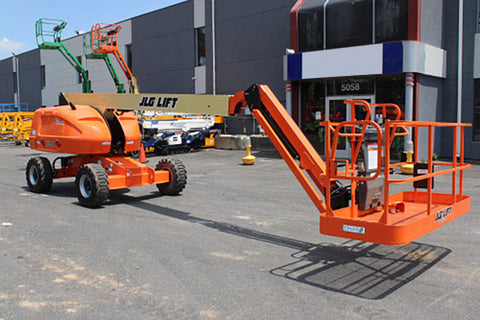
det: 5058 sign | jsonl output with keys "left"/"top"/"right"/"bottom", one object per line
{"left": 340, "top": 82, "right": 361, "bottom": 92}
{"left": 327, "top": 79, "right": 373, "bottom": 95}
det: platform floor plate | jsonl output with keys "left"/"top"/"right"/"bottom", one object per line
{"left": 320, "top": 192, "right": 470, "bottom": 246}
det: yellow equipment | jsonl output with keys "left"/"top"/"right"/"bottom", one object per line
{"left": 1, "top": 112, "right": 33, "bottom": 144}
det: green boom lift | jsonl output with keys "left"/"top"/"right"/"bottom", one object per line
{"left": 36, "top": 18, "right": 92, "bottom": 93}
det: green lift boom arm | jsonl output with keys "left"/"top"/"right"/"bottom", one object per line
{"left": 83, "top": 32, "right": 125, "bottom": 93}
{"left": 36, "top": 18, "right": 92, "bottom": 93}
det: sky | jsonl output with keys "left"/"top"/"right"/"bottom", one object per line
{"left": 0, "top": 0, "right": 185, "bottom": 60}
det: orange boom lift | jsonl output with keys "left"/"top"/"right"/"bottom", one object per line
{"left": 27, "top": 84, "right": 471, "bottom": 245}
{"left": 90, "top": 23, "right": 139, "bottom": 93}
{"left": 27, "top": 104, "right": 185, "bottom": 208}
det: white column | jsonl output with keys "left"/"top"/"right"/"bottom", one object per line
{"left": 404, "top": 73, "right": 415, "bottom": 151}
{"left": 286, "top": 81, "right": 292, "bottom": 116}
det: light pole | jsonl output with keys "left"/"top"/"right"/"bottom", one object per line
{"left": 211, "top": 0, "right": 216, "bottom": 95}
{"left": 12, "top": 52, "right": 20, "bottom": 105}
{"left": 457, "top": 0, "right": 464, "bottom": 156}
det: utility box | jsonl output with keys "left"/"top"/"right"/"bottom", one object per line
{"left": 413, "top": 163, "right": 434, "bottom": 189}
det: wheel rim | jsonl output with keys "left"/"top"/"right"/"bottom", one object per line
{"left": 79, "top": 174, "right": 93, "bottom": 198}
{"left": 29, "top": 165, "right": 39, "bottom": 185}
{"left": 131, "top": 150, "right": 140, "bottom": 157}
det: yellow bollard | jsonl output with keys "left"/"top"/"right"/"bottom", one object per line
{"left": 400, "top": 140, "right": 414, "bottom": 175}
{"left": 242, "top": 136, "right": 256, "bottom": 165}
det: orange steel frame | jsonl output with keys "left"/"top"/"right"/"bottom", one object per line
{"left": 230, "top": 85, "right": 471, "bottom": 246}
{"left": 321, "top": 118, "right": 470, "bottom": 245}
{"left": 91, "top": 23, "right": 135, "bottom": 86}
{"left": 52, "top": 154, "right": 170, "bottom": 190}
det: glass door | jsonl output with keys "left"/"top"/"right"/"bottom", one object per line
{"left": 326, "top": 95, "right": 374, "bottom": 158}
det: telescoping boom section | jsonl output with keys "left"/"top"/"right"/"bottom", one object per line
{"left": 57, "top": 84, "right": 471, "bottom": 245}
{"left": 229, "top": 85, "right": 471, "bottom": 246}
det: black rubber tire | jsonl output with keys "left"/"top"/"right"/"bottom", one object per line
{"left": 154, "top": 146, "right": 169, "bottom": 156}
{"left": 75, "top": 163, "right": 109, "bottom": 208}
{"left": 130, "top": 150, "right": 140, "bottom": 158}
{"left": 26, "top": 157, "right": 53, "bottom": 193}
{"left": 155, "top": 158, "right": 187, "bottom": 195}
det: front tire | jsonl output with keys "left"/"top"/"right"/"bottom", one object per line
{"left": 26, "top": 157, "right": 53, "bottom": 193}
{"left": 75, "top": 163, "right": 109, "bottom": 208}
{"left": 156, "top": 158, "right": 187, "bottom": 195}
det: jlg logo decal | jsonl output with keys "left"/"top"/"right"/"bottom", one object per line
{"left": 434, "top": 206, "right": 452, "bottom": 223}
{"left": 139, "top": 96, "right": 179, "bottom": 109}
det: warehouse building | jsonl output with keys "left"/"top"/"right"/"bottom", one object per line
{"left": 0, "top": 0, "right": 478, "bottom": 159}
{"left": 287, "top": 0, "right": 478, "bottom": 160}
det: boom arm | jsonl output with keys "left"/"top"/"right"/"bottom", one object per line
{"left": 83, "top": 32, "right": 125, "bottom": 93}
{"left": 55, "top": 43, "right": 92, "bottom": 94}
{"left": 230, "top": 85, "right": 329, "bottom": 213}
{"left": 60, "top": 92, "right": 232, "bottom": 116}
{"left": 84, "top": 52, "right": 125, "bottom": 93}
{"left": 102, "top": 55, "right": 125, "bottom": 93}
{"left": 111, "top": 50, "right": 138, "bottom": 93}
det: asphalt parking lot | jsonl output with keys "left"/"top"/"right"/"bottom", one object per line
{"left": 0, "top": 142, "right": 478, "bottom": 319}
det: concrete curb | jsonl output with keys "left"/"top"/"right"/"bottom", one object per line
{"left": 215, "top": 134, "right": 276, "bottom": 151}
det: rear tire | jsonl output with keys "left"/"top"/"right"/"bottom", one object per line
{"left": 156, "top": 158, "right": 187, "bottom": 195}
{"left": 75, "top": 163, "right": 109, "bottom": 208}
{"left": 26, "top": 157, "right": 53, "bottom": 193}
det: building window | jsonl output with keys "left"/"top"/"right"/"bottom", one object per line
{"left": 477, "top": 0, "right": 480, "bottom": 33}
{"left": 326, "top": 0, "right": 373, "bottom": 49}
{"left": 301, "top": 81, "right": 326, "bottom": 153}
{"left": 375, "top": 0, "right": 409, "bottom": 43}
{"left": 76, "top": 56, "right": 82, "bottom": 84}
{"left": 195, "top": 27, "right": 206, "bottom": 66}
{"left": 474, "top": 80, "right": 480, "bottom": 141}
{"left": 126, "top": 44, "right": 132, "bottom": 72}
{"left": 298, "top": 0, "right": 409, "bottom": 52}
{"left": 375, "top": 76, "right": 405, "bottom": 115}
{"left": 41, "top": 65, "right": 46, "bottom": 89}
{"left": 13, "top": 72, "right": 17, "bottom": 94}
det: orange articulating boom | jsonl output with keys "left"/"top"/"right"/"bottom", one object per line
{"left": 230, "top": 87, "right": 329, "bottom": 214}
{"left": 91, "top": 23, "right": 138, "bottom": 93}
{"left": 229, "top": 84, "right": 471, "bottom": 246}
{"left": 28, "top": 83, "right": 471, "bottom": 244}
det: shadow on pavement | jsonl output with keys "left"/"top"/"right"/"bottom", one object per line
{"left": 270, "top": 240, "right": 449, "bottom": 300}
{"left": 109, "top": 191, "right": 450, "bottom": 300}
